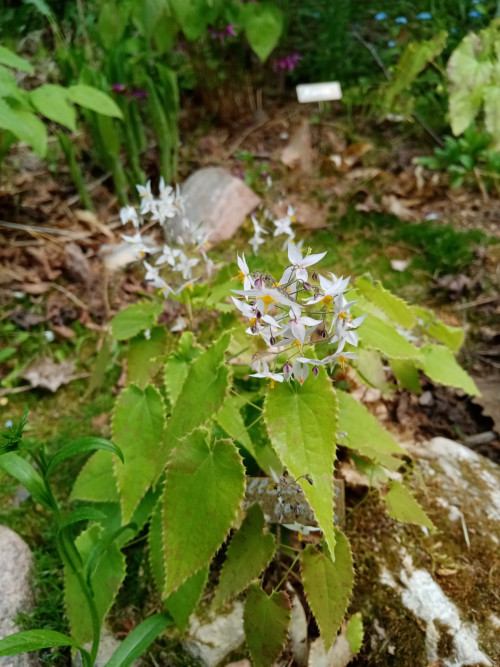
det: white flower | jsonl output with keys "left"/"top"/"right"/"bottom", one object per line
{"left": 201, "top": 251, "right": 214, "bottom": 276}
{"left": 137, "top": 181, "right": 155, "bottom": 215}
{"left": 143, "top": 261, "right": 172, "bottom": 295}
{"left": 251, "top": 215, "right": 268, "bottom": 237}
{"left": 120, "top": 205, "right": 139, "bottom": 228}
{"left": 250, "top": 359, "right": 284, "bottom": 387}
{"left": 144, "top": 329, "right": 151, "bottom": 340}
{"left": 234, "top": 253, "right": 253, "bottom": 291}
{"left": 282, "top": 523, "right": 322, "bottom": 536}
{"left": 171, "top": 315, "right": 187, "bottom": 332}
{"left": 303, "top": 273, "right": 350, "bottom": 309}
{"left": 232, "top": 286, "right": 297, "bottom": 313}
{"left": 288, "top": 242, "right": 327, "bottom": 282}
{"left": 249, "top": 233, "right": 266, "bottom": 255}
{"left": 291, "top": 361, "right": 309, "bottom": 385}
{"left": 285, "top": 309, "right": 321, "bottom": 346}
{"left": 175, "top": 251, "right": 199, "bottom": 280}
{"left": 121, "top": 231, "right": 148, "bottom": 258}
{"left": 156, "top": 244, "right": 180, "bottom": 268}
{"left": 273, "top": 205, "right": 295, "bottom": 238}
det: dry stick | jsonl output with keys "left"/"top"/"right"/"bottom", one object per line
{"left": 351, "top": 31, "right": 445, "bottom": 148}
{"left": 0, "top": 220, "right": 91, "bottom": 240}
{"left": 49, "top": 282, "right": 89, "bottom": 311}
{"left": 455, "top": 294, "right": 500, "bottom": 310}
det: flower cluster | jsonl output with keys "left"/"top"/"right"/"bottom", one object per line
{"left": 249, "top": 205, "right": 298, "bottom": 254}
{"left": 232, "top": 242, "right": 365, "bottom": 386}
{"left": 273, "top": 52, "right": 301, "bottom": 72}
{"left": 111, "top": 83, "right": 149, "bottom": 101}
{"left": 209, "top": 24, "right": 237, "bottom": 41}
{"left": 120, "top": 180, "right": 213, "bottom": 331}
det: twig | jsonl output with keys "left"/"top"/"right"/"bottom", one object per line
{"left": 455, "top": 295, "right": 500, "bottom": 310}
{"left": 49, "top": 283, "right": 89, "bottom": 311}
{"left": 0, "top": 220, "right": 91, "bottom": 240}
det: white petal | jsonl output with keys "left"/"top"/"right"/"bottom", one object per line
{"left": 288, "top": 241, "right": 303, "bottom": 265}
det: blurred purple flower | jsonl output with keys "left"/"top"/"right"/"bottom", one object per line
{"left": 111, "top": 83, "right": 127, "bottom": 94}
{"left": 225, "top": 23, "right": 237, "bottom": 36}
{"left": 132, "top": 89, "right": 149, "bottom": 100}
{"left": 273, "top": 52, "right": 301, "bottom": 72}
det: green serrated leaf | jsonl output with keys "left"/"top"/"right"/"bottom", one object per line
{"left": 111, "top": 303, "right": 163, "bottom": 341}
{"left": 105, "top": 613, "right": 172, "bottom": 667}
{"left": 264, "top": 370, "right": 338, "bottom": 558}
{"left": 355, "top": 348, "right": 391, "bottom": 393}
{"left": 418, "top": 344, "right": 479, "bottom": 396}
{"left": 65, "top": 524, "right": 126, "bottom": 646}
{"left": 243, "top": 3, "right": 283, "bottom": 62}
{"left": 148, "top": 498, "right": 165, "bottom": 594}
{"left": 356, "top": 277, "right": 416, "bottom": 330}
{"left": 162, "top": 430, "right": 246, "bottom": 597}
{"left": 346, "top": 612, "right": 364, "bottom": 654}
{"left": 68, "top": 84, "right": 123, "bottom": 119}
{"left": 165, "top": 566, "right": 209, "bottom": 632}
{"left": 127, "top": 326, "right": 166, "bottom": 389}
{"left": 217, "top": 395, "right": 254, "bottom": 453}
{"left": 337, "top": 391, "right": 406, "bottom": 471}
{"left": 164, "top": 330, "right": 201, "bottom": 406}
{"left": 47, "top": 436, "right": 123, "bottom": 478}
{"left": 413, "top": 306, "right": 464, "bottom": 351}
{"left": 0, "top": 630, "right": 80, "bottom": 657}
{"left": 383, "top": 480, "right": 435, "bottom": 529}
{"left": 0, "top": 99, "right": 47, "bottom": 157}
{"left": 357, "top": 313, "right": 418, "bottom": 360}
{"left": 389, "top": 359, "right": 421, "bottom": 393}
{"left": 70, "top": 450, "right": 119, "bottom": 503}
{"left": 301, "top": 531, "right": 354, "bottom": 649}
{"left": 214, "top": 504, "right": 276, "bottom": 609}
{"left": 0, "top": 46, "right": 34, "bottom": 73}
{"left": 30, "top": 85, "right": 76, "bottom": 131}
{"left": 243, "top": 583, "right": 291, "bottom": 667}
{"left": 113, "top": 385, "right": 165, "bottom": 523}
{"left": 165, "top": 332, "right": 231, "bottom": 459}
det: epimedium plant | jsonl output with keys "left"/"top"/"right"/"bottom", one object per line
{"left": 0, "top": 189, "right": 480, "bottom": 664}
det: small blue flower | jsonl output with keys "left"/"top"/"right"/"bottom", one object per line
{"left": 375, "top": 12, "right": 387, "bottom": 20}
{"left": 450, "top": 27, "right": 457, "bottom": 33}
{"left": 417, "top": 12, "right": 432, "bottom": 20}
{"left": 388, "top": 40, "right": 396, "bottom": 47}
{"left": 468, "top": 9, "right": 482, "bottom": 17}
{"left": 5, "top": 420, "right": 13, "bottom": 428}
{"left": 395, "top": 16, "right": 407, "bottom": 24}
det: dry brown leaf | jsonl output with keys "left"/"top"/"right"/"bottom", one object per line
{"left": 281, "top": 119, "right": 313, "bottom": 174}
{"left": 381, "top": 195, "right": 419, "bottom": 222}
{"left": 74, "top": 209, "right": 114, "bottom": 239}
{"left": 21, "top": 357, "right": 76, "bottom": 392}
{"left": 355, "top": 194, "right": 382, "bottom": 214}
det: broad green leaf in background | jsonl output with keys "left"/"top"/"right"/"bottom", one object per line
{"left": 0, "top": 453, "right": 52, "bottom": 510}
{"left": 356, "top": 277, "right": 416, "bottom": 330}
{"left": 30, "top": 85, "right": 76, "bottom": 131}
{"left": 0, "top": 100, "right": 47, "bottom": 157}
{"left": 300, "top": 532, "right": 354, "bottom": 649}
{"left": 337, "top": 391, "right": 406, "bottom": 471}
{"left": 213, "top": 504, "right": 276, "bottom": 609}
{"left": 46, "top": 436, "right": 123, "bottom": 478}
{"left": 413, "top": 306, "right": 464, "bottom": 351}
{"left": 165, "top": 332, "right": 230, "bottom": 458}
{"left": 67, "top": 84, "right": 124, "bottom": 119}
{"left": 418, "top": 344, "right": 479, "bottom": 396}
{"left": 111, "top": 303, "right": 163, "bottom": 340}
{"left": 98, "top": 1, "right": 129, "bottom": 50}
{"left": 161, "top": 431, "right": 245, "bottom": 597}
{"left": 483, "top": 85, "right": 500, "bottom": 150}
{"left": 357, "top": 313, "right": 418, "bottom": 360}
{"left": 105, "top": 613, "right": 172, "bottom": 667}
{"left": 383, "top": 480, "right": 435, "bottom": 529}
{"left": 243, "top": 2, "right": 283, "bottom": 62}
{"left": 24, "top": 0, "right": 54, "bottom": 19}
{"left": 70, "top": 450, "right": 119, "bottom": 503}
{"left": 0, "top": 66, "right": 18, "bottom": 98}
{"left": 0, "top": 630, "right": 81, "bottom": 658}
{"left": 265, "top": 370, "right": 338, "bottom": 558}
{"left": 354, "top": 348, "right": 392, "bottom": 393}
{"left": 113, "top": 385, "right": 166, "bottom": 523}
{"left": 0, "top": 45, "right": 34, "bottom": 73}
{"left": 243, "top": 583, "right": 291, "bottom": 667}
{"left": 164, "top": 330, "right": 201, "bottom": 406}
{"left": 169, "top": 0, "right": 213, "bottom": 40}
{"left": 164, "top": 566, "right": 209, "bottom": 632}
{"left": 127, "top": 326, "right": 166, "bottom": 389}
{"left": 65, "top": 524, "right": 126, "bottom": 646}
{"left": 136, "top": 0, "right": 168, "bottom": 42}
{"left": 346, "top": 612, "right": 364, "bottom": 655}
{"left": 390, "top": 359, "right": 421, "bottom": 393}
{"left": 448, "top": 89, "right": 483, "bottom": 137}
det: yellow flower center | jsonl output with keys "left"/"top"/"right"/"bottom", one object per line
{"left": 267, "top": 377, "right": 276, "bottom": 389}
{"left": 321, "top": 295, "right": 334, "bottom": 310}
{"left": 260, "top": 294, "right": 277, "bottom": 312}
{"left": 338, "top": 311, "right": 348, "bottom": 320}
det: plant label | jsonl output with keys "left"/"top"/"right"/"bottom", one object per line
{"left": 296, "top": 82, "right": 342, "bottom": 103}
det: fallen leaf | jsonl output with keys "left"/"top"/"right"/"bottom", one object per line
{"left": 281, "top": 119, "right": 313, "bottom": 174}
{"left": 381, "top": 195, "right": 419, "bottom": 222}
{"left": 74, "top": 209, "right": 114, "bottom": 239}
{"left": 21, "top": 357, "right": 76, "bottom": 392}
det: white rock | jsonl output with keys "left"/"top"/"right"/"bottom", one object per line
{"left": 72, "top": 629, "right": 142, "bottom": 667}
{"left": 184, "top": 601, "right": 245, "bottom": 667}
{"left": 0, "top": 526, "right": 37, "bottom": 667}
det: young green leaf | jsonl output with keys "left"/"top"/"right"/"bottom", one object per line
{"left": 65, "top": 524, "right": 126, "bottom": 646}
{"left": 164, "top": 567, "right": 209, "bottom": 632}
{"left": 0, "top": 630, "right": 81, "bottom": 657}
{"left": 0, "top": 45, "right": 34, "bottom": 73}
{"left": 127, "top": 326, "right": 166, "bottom": 389}
{"left": 110, "top": 303, "right": 163, "bottom": 341}
{"left": 30, "top": 85, "right": 76, "bottom": 131}
{"left": 346, "top": 612, "right": 364, "bottom": 654}
{"left": 383, "top": 480, "right": 435, "bottom": 529}
{"left": 213, "top": 504, "right": 276, "bottom": 609}
{"left": 357, "top": 313, "right": 418, "bottom": 360}
{"left": 46, "top": 436, "right": 123, "bottom": 478}
{"left": 337, "top": 391, "right": 406, "bottom": 471}
{"left": 354, "top": 348, "right": 392, "bottom": 393}
{"left": 243, "top": 3, "right": 283, "bottom": 62}
{"left": 162, "top": 431, "right": 246, "bottom": 597}
{"left": 216, "top": 395, "right": 255, "bottom": 454}
{"left": 356, "top": 276, "right": 416, "bottom": 330}
{"left": 413, "top": 306, "right": 464, "bottom": 351}
{"left": 0, "top": 453, "right": 53, "bottom": 510}
{"left": 301, "top": 532, "right": 354, "bottom": 649}
{"left": 417, "top": 344, "right": 479, "bottom": 396}
{"left": 70, "top": 450, "right": 119, "bottom": 503}
{"left": 165, "top": 332, "right": 231, "bottom": 458}
{"left": 68, "top": 84, "right": 123, "bottom": 119}
{"left": 0, "top": 100, "right": 47, "bottom": 157}
{"left": 390, "top": 359, "right": 421, "bottom": 393}
{"left": 264, "top": 370, "right": 338, "bottom": 557}
{"left": 164, "top": 330, "right": 201, "bottom": 406}
{"left": 112, "top": 385, "right": 166, "bottom": 523}
{"left": 104, "top": 613, "right": 172, "bottom": 667}
{"left": 59, "top": 506, "right": 108, "bottom": 530}
{"left": 243, "top": 583, "right": 291, "bottom": 667}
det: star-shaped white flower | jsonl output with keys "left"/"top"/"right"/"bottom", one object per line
{"left": 234, "top": 253, "right": 253, "bottom": 291}
{"left": 120, "top": 205, "right": 139, "bottom": 228}
{"left": 250, "top": 359, "right": 284, "bottom": 387}
{"left": 288, "top": 242, "right": 326, "bottom": 282}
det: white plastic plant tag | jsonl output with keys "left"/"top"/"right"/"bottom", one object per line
{"left": 296, "top": 81, "right": 342, "bottom": 103}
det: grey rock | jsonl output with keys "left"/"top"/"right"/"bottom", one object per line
{"left": 0, "top": 526, "right": 36, "bottom": 667}
{"left": 72, "top": 629, "right": 142, "bottom": 667}
{"left": 184, "top": 601, "right": 245, "bottom": 667}
{"left": 180, "top": 167, "right": 261, "bottom": 245}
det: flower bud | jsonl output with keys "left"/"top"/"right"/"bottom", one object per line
{"left": 283, "top": 362, "right": 293, "bottom": 381}
{"left": 313, "top": 365, "right": 319, "bottom": 378}
{"left": 270, "top": 336, "right": 276, "bottom": 346}
{"left": 304, "top": 474, "right": 314, "bottom": 485}
{"left": 312, "top": 271, "right": 319, "bottom": 281}
{"left": 254, "top": 277, "right": 264, "bottom": 289}
{"left": 321, "top": 329, "right": 327, "bottom": 338}
{"left": 256, "top": 310, "right": 262, "bottom": 320}
{"left": 303, "top": 282, "right": 312, "bottom": 292}
{"left": 249, "top": 300, "right": 255, "bottom": 306}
